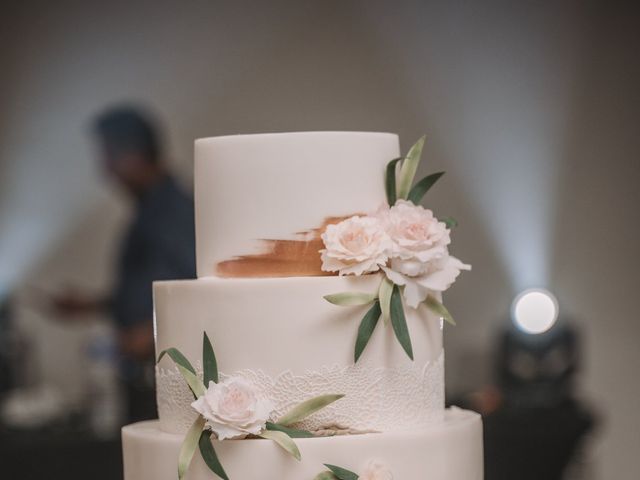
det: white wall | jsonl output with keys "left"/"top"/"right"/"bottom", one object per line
{"left": 1, "top": 1, "right": 638, "bottom": 477}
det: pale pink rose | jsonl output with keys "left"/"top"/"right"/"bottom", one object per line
{"left": 320, "top": 216, "right": 391, "bottom": 276}
{"left": 378, "top": 200, "right": 451, "bottom": 275}
{"left": 191, "top": 377, "right": 273, "bottom": 440}
{"left": 378, "top": 201, "right": 470, "bottom": 307}
{"left": 360, "top": 460, "right": 394, "bottom": 480}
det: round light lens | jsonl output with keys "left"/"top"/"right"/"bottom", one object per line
{"left": 512, "top": 289, "right": 558, "bottom": 334}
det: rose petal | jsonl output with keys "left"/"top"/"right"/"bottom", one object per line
{"left": 360, "top": 460, "right": 394, "bottom": 480}
{"left": 382, "top": 266, "right": 408, "bottom": 286}
{"left": 384, "top": 266, "right": 429, "bottom": 308}
{"left": 402, "top": 278, "right": 429, "bottom": 308}
{"left": 415, "top": 256, "right": 471, "bottom": 292}
{"left": 320, "top": 252, "right": 346, "bottom": 272}
{"left": 339, "top": 259, "right": 383, "bottom": 276}
{"left": 390, "top": 258, "right": 427, "bottom": 277}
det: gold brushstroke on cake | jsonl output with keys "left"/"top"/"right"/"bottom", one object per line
{"left": 216, "top": 215, "right": 357, "bottom": 278}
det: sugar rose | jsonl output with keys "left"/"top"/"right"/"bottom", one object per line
{"left": 360, "top": 460, "right": 394, "bottom": 480}
{"left": 320, "top": 216, "right": 390, "bottom": 276}
{"left": 379, "top": 200, "right": 470, "bottom": 307}
{"left": 378, "top": 200, "right": 451, "bottom": 276}
{"left": 191, "top": 377, "right": 273, "bottom": 440}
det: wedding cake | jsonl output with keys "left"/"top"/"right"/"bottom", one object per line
{"left": 122, "top": 132, "right": 483, "bottom": 479}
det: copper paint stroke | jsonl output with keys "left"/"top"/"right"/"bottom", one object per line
{"left": 216, "top": 216, "right": 355, "bottom": 278}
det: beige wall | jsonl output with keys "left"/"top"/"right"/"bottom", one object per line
{"left": 1, "top": 1, "right": 638, "bottom": 477}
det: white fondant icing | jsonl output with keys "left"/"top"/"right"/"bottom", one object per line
{"left": 194, "top": 132, "right": 400, "bottom": 277}
{"left": 122, "top": 408, "right": 483, "bottom": 480}
{"left": 157, "top": 351, "right": 444, "bottom": 433}
{"left": 154, "top": 274, "right": 444, "bottom": 434}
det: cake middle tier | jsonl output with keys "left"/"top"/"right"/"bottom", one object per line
{"left": 154, "top": 274, "right": 444, "bottom": 434}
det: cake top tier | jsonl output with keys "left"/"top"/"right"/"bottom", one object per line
{"left": 195, "top": 131, "right": 399, "bottom": 278}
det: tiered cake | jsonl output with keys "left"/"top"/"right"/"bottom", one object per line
{"left": 122, "top": 132, "right": 483, "bottom": 479}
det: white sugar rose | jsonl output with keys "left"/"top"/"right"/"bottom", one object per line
{"left": 320, "top": 216, "right": 390, "bottom": 276}
{"left": 379, "top": 200, "right": 470, "bottom": 307}
{"left": 191, "top": 377, "right": 273, "bottom": 440}
{"left": 382, "top": 256, "right": 470, "bottom": 308}
{"left": 378, "top": 200, "right": 451, "bottom": 274}
{"left": 360, "top": 460, "right": 394, "bottom": 480}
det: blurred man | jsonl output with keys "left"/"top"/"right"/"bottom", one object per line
{"left": 53, "top": 106, "right": 196, "bottom": 422}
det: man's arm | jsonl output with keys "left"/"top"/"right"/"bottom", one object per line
{"left": 119, "top": 321, "right": 155, "bottom": 360}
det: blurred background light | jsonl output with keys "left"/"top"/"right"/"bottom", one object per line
{"left": 512, "top": 288, "right": 558, "bottom": 334}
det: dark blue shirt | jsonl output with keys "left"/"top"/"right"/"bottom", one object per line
{"left": 112, "top": 175, "right": 196, "bottom": 329}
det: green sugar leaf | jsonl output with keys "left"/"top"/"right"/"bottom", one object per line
{"left": 179, "top": 366, "right": 205, "bottom": 398}
{"left": 157, "top": 347, "right": 196, "bottom": 374}
{"left": 314, "top": 472, "right": 340, "bottom": 480}
{"left": 259, "top": 430, "right": 301, "bottom": 461}
{"left": 265, "top": 421, "right": 314, "bottom": 438}
{"left": 397, "top": 135, "right": 426, "bottom": 199}
{"left": 385, "top": 157, "right": 404, "bottom": 205}
{"left": 324, "top": 464, "right": 360, "bottom": 480}
{"left": 407, "top": 171, "right": 445, "bottom": 205}
{"left": 202, "top": 332, "right": 219, "bottom": 385}
{"left": 198, "top": 431, "right": 229, "bottom": 480}
{"left": 354, "top": 300, "right": 382, "bottom": 362}
{"left": 441, "top": 216, "right": 458, "bottom": 229}
{"left": 323, "top": 292, "right": 377, "bottom": 307}
{"left": 390, "top": 285, "right": 414, "bottom": 360}
{"left": 278, "top": 394, "right": 345, "bottom": 427}
{"left": 158, "top": 347, "right": 205, "bottom": 398}
{"left": 178, "top": 416, "right": 205, "bottom": 480}
{"left": 425, "top": 295, "right": 457, "bottom": 326}
{"left": 378, "top": 277, "right": 393, "bottom": 326}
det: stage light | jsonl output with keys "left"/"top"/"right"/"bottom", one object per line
{"left": 512, "top": 288, "right": 558, "bottom": 334}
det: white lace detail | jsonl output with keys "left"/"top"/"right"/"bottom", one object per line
{"left": 156, "top": 352, "right": 444, "bottom": 433}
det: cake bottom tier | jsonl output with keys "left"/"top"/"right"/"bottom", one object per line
{"left": 122, "top": 408, "right": 483, "bottom": 480}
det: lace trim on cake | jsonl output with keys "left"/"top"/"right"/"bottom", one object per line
{"left": 156, "top": 352, "right": 444, "bottom": 434}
